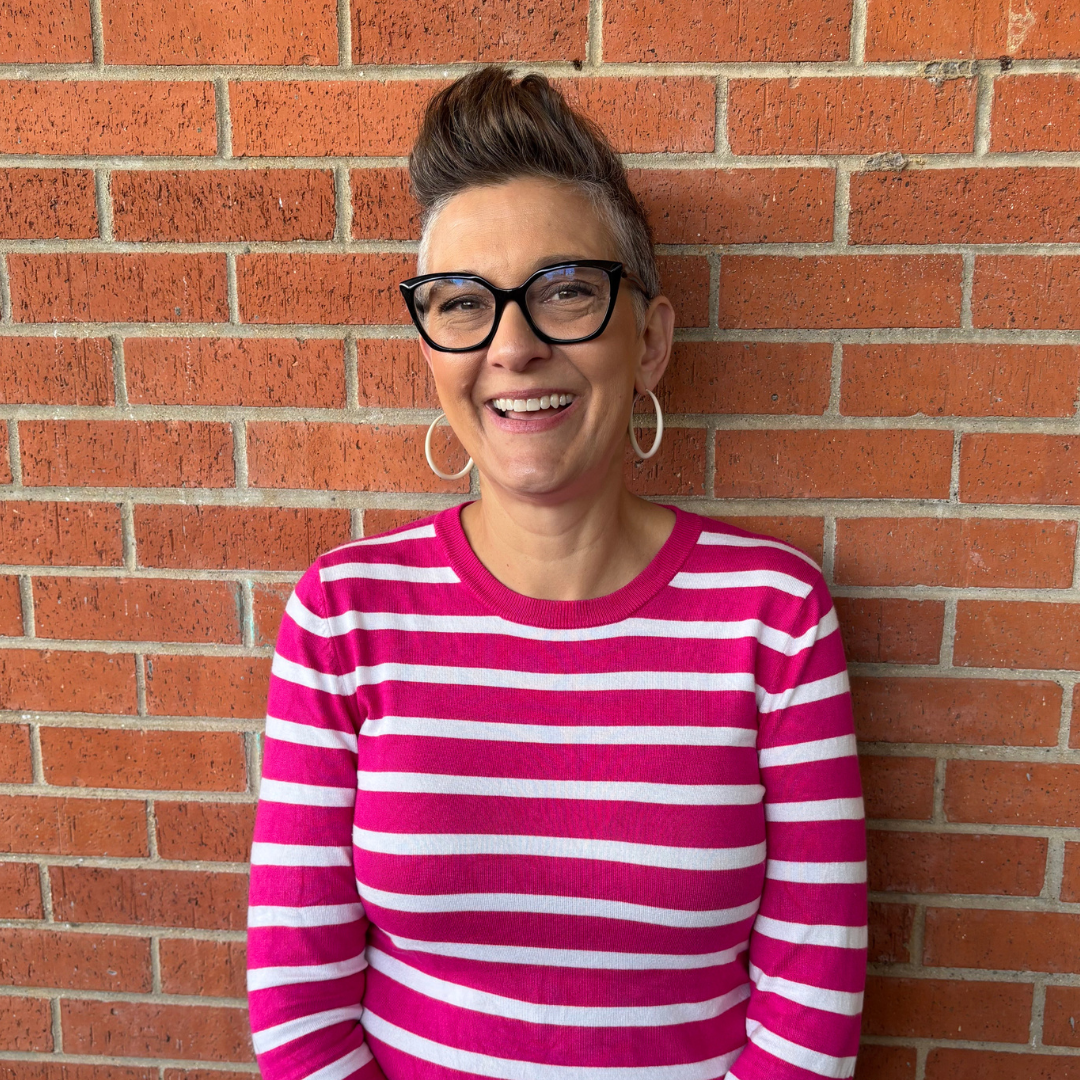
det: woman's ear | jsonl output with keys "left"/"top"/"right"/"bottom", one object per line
{"left": 634, "top": 295, "right": 676, "bottom": 395}
{"left": 418, "top": 338, "right": 435, "bottom": 372}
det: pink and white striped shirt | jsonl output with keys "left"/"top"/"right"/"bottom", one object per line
{"left": 247, "top": 505, "right": 867, "bottom": 1080}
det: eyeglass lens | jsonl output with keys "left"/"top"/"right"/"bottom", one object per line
{"left": 412, "top": 265, "right": 613, "bottom": 350}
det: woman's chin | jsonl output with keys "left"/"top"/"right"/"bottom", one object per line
{"left": 480, "top": 457, "right": 600, "bottom": 502}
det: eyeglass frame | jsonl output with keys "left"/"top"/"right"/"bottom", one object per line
{"left": 398, "top": 260, "right": 652, "bottom": 354}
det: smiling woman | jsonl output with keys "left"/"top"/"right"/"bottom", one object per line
{"left": 246, "top": 68, "right": 867, "bottom": 1080}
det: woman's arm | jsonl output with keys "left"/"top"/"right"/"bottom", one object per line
{"left": 247, "top": 564, "right": 386, "bottom": 1080}
{"left": 730, "top": 575, "right": 867, "bottom": 1080}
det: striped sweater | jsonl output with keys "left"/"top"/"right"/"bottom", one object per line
{"left": 247, "top": 505, "right": 867, "bottom": 1080}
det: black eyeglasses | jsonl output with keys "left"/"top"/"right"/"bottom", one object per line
{"left": 399, "top": 260, "right": 650, "bottom": 353}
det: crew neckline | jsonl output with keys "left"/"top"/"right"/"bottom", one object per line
{"left": 434, "top": 502, "right": 703, "bottom": 629}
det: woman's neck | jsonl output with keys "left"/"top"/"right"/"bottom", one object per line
{"left": 459, "top": 475, "right": 676, "bottom": 602}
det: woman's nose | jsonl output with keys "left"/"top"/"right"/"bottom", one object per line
{"left": 485, "top": 299, "right": 551, "bottom": 370}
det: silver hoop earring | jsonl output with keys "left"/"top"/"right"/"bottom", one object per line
{"left": 628, "top": 390, "right": 664, "bottom": 460}
{"left": 425, "top": 413, "right": 473, "bottom": 481}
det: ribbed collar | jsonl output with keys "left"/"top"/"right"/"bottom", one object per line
{"left": 435, "top": 502, "right": 702, "bottom": 629}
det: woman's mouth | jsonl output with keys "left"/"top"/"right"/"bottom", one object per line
{"left": 490, "top": 394, "right": 575, "bottom": 419}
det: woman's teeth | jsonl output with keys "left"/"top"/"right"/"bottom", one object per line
{"left": 491, "top": 394, "right": 574, "bottom": 416}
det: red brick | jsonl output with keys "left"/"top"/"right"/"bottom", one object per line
{"left": 237, "top": 252, "right": 413, "bottom": 326}
{"left": 1060, "top": 841, "right": 1080, "bottom": 903}
{"left": 663, "top": 343, "right": 831, "bottom": 416}
{"left": 362, "top": 508, "right": 436, "bottom": 537}
{"left": 125, "top": 336, "right": 344, "bottom": 408}
{"left": 0, "top": 502, "right": 123, "bottom": 567}
{"left": 852, "top": 168, "right": 1080, "bottom": 245}
{"left": 834, "top": 518, "right": 1076, "bottom": 588}
{"left": 252, "top": 581, "right": 295, "bottom": 647}
{"left": 160, "top": 938, "right": 246, "bottom": 997}
{"left": 0, "top": 81, "right": 216, "bottom": 156}
{"left": 925, "top": 908, "right": 1080, "bottom": 973}
{"left": 154, "top": 801, "right": 256, "bottom": 863}
{"left": 9, "top": 253, "right": 227, "bottom": 324}
{"left": 0, "top": 928, "right": 150, "bottom": 992}
{"left": 0, "top": 726, "right": 32, "bottom": 784}
{"left": 974, "top": 256, "right": 1080, "bottom": 329}
{"left": 867, "top": 0, "right": 1080, "bottom": 59}
{"left": 603, "top": 0, "right": 849, "bottom": 61}
{"left": 0, "top": 864, "right": 42, "bottom": 919}
{"left": 715, "top": 429, "right": 952, "bottom": 500}
{"left": 0, "top": 0, "right": 92, "bottom": 62}
{"left": 624, "top": 427, "right": 706, "bottom": 497}
{"left": 40, "top": 728, "right": 246, "bottom": 792}
{"left": 657, "top": 255, "right": 709, "bottom": 328}
{"left": 712, "top": 516, "right": 825, "bottom": 565}
{"left": 926, "top": 1050, "right": 1080, "bottom": 1080}
{"left": 719, "top": 255, "right": 963, "bottom": 329}
{"left": 60, "top": 1000, "right": 253, "bottom": 1062}
{"left": 946, "top": 761, "right": 1080, "bottom": 827}
{"left": 860, "top": 755, "right": 936, "bottom": 819}
{"left": 0, "top": 169, "right": 97, "bottom": 239}
{"left": 355, "top": 0, "right": 585, "bottom": 62}
{"left": 231, "top": 80, "right": 437, "bottom": 157}
{"left": 632, "top": 169, "right": 832, "bottom": 245}
{"left": 868, "top": 831, "right": 1046, "bottom": 896}
{"left": 841, "top": 343, "right": 1080, "bottom": 418}
{"left": 21, "top": 420, "right": 234, "bottom": 488}
{"left": 113, "top": 168, "right": 334, "bottom": 242}
{"left": 852, "top": 677, "right": 1061, "bottom": 746}
{"left": 862, "top": 976, "right": 1032, "bottom": 1041}
{"left": 102, "top": 0, "right": 336, "bottom": 64}
{"left": 145, "top": 655, "right": 270, "bottom": 719}
{"left": 0, "top": 650, "right": 136, "bottom": 714}
{"left": 0, "top": 576, "right": 22, "bottom": 636}
{"left": 960, "top": 434, "right": 1080, "bottom": 505}
{"left": 954, "top": 600, "right": 1080, "bottom": 670}
{"left": 0, "top": 337, "right": 113, "bottom": 406}
{"left": 0, "top": 998, "right": 51, "bottom": 1051}
{"left": 869, "top": 902, "right": 914, "bottom": 964}
{"left": 837, "top": 598, "right": 945, "bottom": 665}
{"left": 854, "top": 1046, "right": 917, "bottom": 1080}
{"left": 248, "top": 422, "right": 469, "bottom": 493}
{"left": 0, "top": 1067, "right": 154, "bottom": 1080}
{"left": 357, "top": 339, "right": 438, "bottom": 408}
{"left": 559, "top": 79, "right": 716, "bottom": 154}
{"left": 992, "top": 74, "right": 1080, "bottom": 152}
{"left": 135, "top": 505, "right": 350, "bottom": 570}
{"left": 0, "top": 795, "right": 146, "bottom": 856}
{"left": 34, "top": 577, "right": 241, "bottom": 644}
{"left": 1044, "top": 986, "right": 1080, "bottom": 1047}
{"left": 352, "top": 167, "right": 419, "bottom": 240}
{"left": 51, "top": 866, "right": 248, "bottom": 930}
{"left": 729, "top": 77, "right": 976, "bottom": 155}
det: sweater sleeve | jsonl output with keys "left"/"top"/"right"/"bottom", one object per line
{"left": 727, "top": 572, "right": 867, "bottom": 1080}
{"left": 247, "top": 564, "right": 386, "bottom": 1080}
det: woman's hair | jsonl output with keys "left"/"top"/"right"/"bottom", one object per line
{"left": 409, "top": 67, "right": 659, "bottom": 310}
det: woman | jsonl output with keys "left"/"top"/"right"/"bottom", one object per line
{"left": 247, "top": 68, "right": 866, "bottom": 1080}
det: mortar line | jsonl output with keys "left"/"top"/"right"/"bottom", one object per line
{"left": 344, "top": 333, "right": 360, "bottom": 409}
{"left": 948, "top": 429, "right": 963, "bottom": 503}
{"left": 1059, "top": 671, "right": 1075, "bottom": 751}
{"left": 974, "top": 62, "right": 995, "bottom": 157}
{"left": 337, "top": 0, "right": 353, "bottom": 67}
{"left": 0, "top": 255, "right": 11, "bottom": 323}
{"left": 240, "top": 578, "right": 256, "bottom": 648}
{"left": 93, "top": 168, "right": 114, "bottom": 243}
{"left": 214, "top": 77, "right": 233, "bottom": 159}
{"left": 908, "top": 903, "right": 926, "bottom": 969}
{"left": 938, "top": 596, "right": 958, "bottom": 668}
{"left": 28, "top": 720, "right": 45, "bottom": 785}
{"left": 1043, "top": 835, "right": 1066, "bottom": 900}
{"left": 832, "top": 164, "right": 852, "bottom": 246}
{"left": 248, "top": 725, "right": 264, "bottom": 797}
{"left": 150, "top": 934, "right": 163, "bottom": 994}
{"left": 960, "top": 251, "right": 976, "bottom": 330}
{"left": 50, "top": 997, "right": 63, "bottom": 1054}
{"left": 231, "top": 418, "right": 249, "bottom": 487}
{"left": 109, "top": 333, "right": 129, "bottom": 408}
{"left": 586, "top": 0, "right": 603, "bottom": 69}
{"left": 1031, "top": 977, "right": 1048, "bottom": 1047}
{"left": 703, "top": 415, "right": 717, "bottom": 504}
{"left": 821, "top": 515, "right": 836, "bottom": 582}
{"left": 0, "top": 1053, "right": 257, "bottom": 1072}
{"left": 88, "top": 0, "right": 105, "bottom": 68}
{"left": 350, "top": 507, "right": 364, "bottom": 539}
{"left": 37, "top": 863, "right": 54, "bottom": 921}
{"left": 226, "top": 252, "right": 240, "bottom": 324}
{"left": 334, "top": 165, "right": 355, "bottom": 243}
{"left": 120, "top": 502, "right": 137, "bottom": 571}
{"left": 713, "top": 77, "right": 730, "bottom": 157}
{"left": 6, "top": 411, "right": 20, "bottom": 484}
{"left": 17, "top": 576, "right": 35, "bottom": 638}
{"left": 930, "top": 756, "right": 948, "bottom": 823}
{"left": 135, "top": 653, "right": 148, "bottom": 716}
{"left": 707, "top": 253, "right": 721, "bottom": 329}
{"left": 825, "top": 341, "right": 844, "bottom": 415}
{"left": 849, "top": 0, "right": 868, "bottom": 65}
{"left": 146, "top": 798, "right": 160, "bottom": 859}
{"left": 913, "top": 1045, "right": 928, "bottom": 1080}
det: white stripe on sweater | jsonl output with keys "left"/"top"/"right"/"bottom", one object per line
{"left": 260, "top": 777, "right": 356, "bottom": 807}
{"left": 248, "top": 952, "right": 368, "bottom": 991}
{"left": 250, "top": 842, "right": 353, "bottom": 867}
{"left": 367, "top": 946, "right": 751, "bottom": 1027}
{"left": 751, "top": 915, "right": 867, "bottom": 950}
{"left": 251, "top": 1005, "right": 364, "bottom": 1053}
{"left": 301, "top": 1044, "right": 374, "bottom": 1080}
{"left": 247, "top": 903, "right": 364, "bottom": 929}
{"left": 357, "top": 771, "right": 764, "bottom": 806}
{"left": 320, "top": 562, "right": 459, "bottom": 584}
{"left": 746, "top": 1020, "right": 857, "bottom": 1078}
{"left": 764, "top": 797, "right": 865, "bottom": 822}
{"left": 361, "top": 1009, "right": 742, "bottom": 1080}
{"left": 353, "top": 826, "right": 766, "bottom": 873}
{"left": 759, "top": 733, "right": 858, "bottom": 768}
{"left": 749, "top": 963, "right": 863, "bottom": 1017}
{"left": 670, "top": 569, "right": 814, "bottom": 598}
{"left": 696, "top": 530, "right": 822, "bottom": 570}
{"left": 767, "top": 860, "right": 866, "bottom": 884}
{"left": 266, "top": 714, "right": 358, "bottom": 753}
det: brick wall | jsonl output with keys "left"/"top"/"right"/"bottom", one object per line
{"left": 0, "top": 0, "right": 1079, "bottom": 1077}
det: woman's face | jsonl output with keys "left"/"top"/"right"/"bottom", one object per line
{"left": 418, "top": 177, "right": 672, "bottom": 502}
